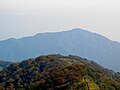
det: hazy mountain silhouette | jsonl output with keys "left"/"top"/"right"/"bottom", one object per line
{"left": 0, "top": 28, "right": 120, "bottom": 71}
{"left": 0, "top": 60, "right": 12, "bottom": 71}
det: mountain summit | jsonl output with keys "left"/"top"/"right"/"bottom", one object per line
{"left": 0, "top": 28, "right": 120, "bottom": 71}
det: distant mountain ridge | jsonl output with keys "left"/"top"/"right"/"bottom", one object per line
{"left": 0, "top": 60, "right": 12, "bottom": 71}
{"left": 0, "top": 28, "right": 120, "bottom": 71}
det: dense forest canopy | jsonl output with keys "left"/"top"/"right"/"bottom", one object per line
{"left": 0, "top": 54, "right": 120, "bottom": 90}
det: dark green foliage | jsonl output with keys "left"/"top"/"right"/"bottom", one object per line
{"left": 0, "top": 54, "right": 120, "bottom": 90}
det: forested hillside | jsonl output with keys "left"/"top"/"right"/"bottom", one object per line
{"left": 0, "top": 54, "right": 120, "bottom": 90}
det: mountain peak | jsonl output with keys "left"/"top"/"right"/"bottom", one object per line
{"left": 68, "top": 28, "right": 90, "bottom": 33}
{"left": 0, "top": 28, "right": 120, "bottom": 71}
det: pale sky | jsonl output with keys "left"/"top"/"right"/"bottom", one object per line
{"left": 0, "top": 0, "right": 120, "bottom": 41}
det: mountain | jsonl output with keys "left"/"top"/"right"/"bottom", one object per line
{"left": 0, "top": 54, "right": 120, "bottom": 90}
{"left": 0, "top": 60, "right": 12, "bottom": 71}
{"left": 0, "top": 28, "right": 120, "bottom": 71}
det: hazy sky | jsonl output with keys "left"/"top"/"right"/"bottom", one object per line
{"left": 0, "top": 0, "right": 120, "bottom": 41}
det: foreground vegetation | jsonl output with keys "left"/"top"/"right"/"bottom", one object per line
{"left": 0, "top": 54, "right": 120, "bottom": 90}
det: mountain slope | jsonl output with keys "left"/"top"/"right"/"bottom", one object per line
{"left": 0, "top": 60, "right": 12, "bottom": 71}
{"left": 0, "top": 54, "right": 120, "bottom": 90}
{"left": 0, "top": 28, "right": 120, "bottom": 71}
